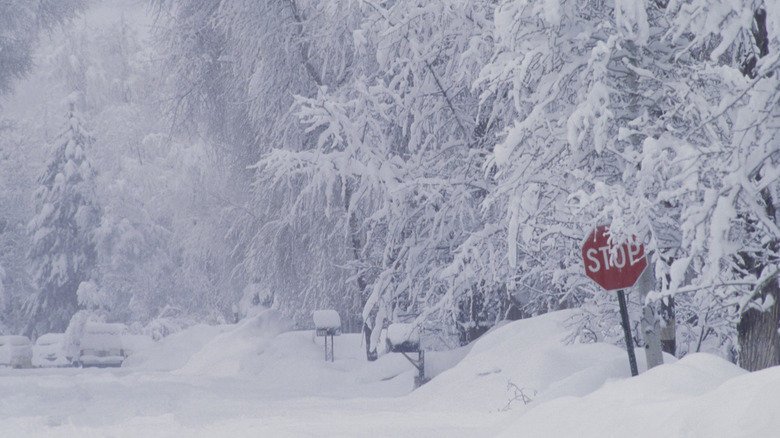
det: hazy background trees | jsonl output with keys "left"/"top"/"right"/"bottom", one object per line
{"left": 0, "top": 0, "right": 86, "bottom": 96}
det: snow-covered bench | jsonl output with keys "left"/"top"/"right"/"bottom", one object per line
{"left": 313, "top": 310, "right": 341, "bottom": 361}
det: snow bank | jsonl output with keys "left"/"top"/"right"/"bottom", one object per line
{"left": 410, "top": 309, "right": 649, "bottom": 412}
{"left": 497, "top": 353, "right": 780, "bottom": 438}
{"left": 175, "top": 309, "right": 294, "bottom": 377}
{"left": 123, "top": 309, "right": 419, "bottom": 397}
{"left": 3, "top": 308, "right": 780, "bottom": 437}
{"left": 121, "top": 323, "right": 230, "bottom": 371}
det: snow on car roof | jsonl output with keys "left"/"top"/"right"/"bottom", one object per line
{"left": 0, "top": 335, "right": 32, "bottom": 346}
{"left": 36, "top": 333, "right": 65, "bottom": 345}
{"left": 84, "top": 322, "right": 127, "bottom": 334}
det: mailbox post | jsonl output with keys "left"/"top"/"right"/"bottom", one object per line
{"left": 386, "top": 323, "right": 426, "bottom": 387}
{"left": 313, "top": 310, "right": 341, "bottom": 362}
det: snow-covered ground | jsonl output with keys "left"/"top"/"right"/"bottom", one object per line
{"left": 1, "top": 310, "right": 778, "bottom": 437}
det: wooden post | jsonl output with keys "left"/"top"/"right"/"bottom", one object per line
{"left": 738, "top": 272, "right": 780, "bottom": 371}
{"left": 324, "top": 333, "right": 335, "bottom": 362}
{"left": 636, "top": 258, "right": 663, "bottom": 369}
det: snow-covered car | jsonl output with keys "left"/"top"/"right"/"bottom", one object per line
{"left": 76, "top": 323, "right": 127, "bottom": 368}
{"left": 0, "top": 335, "right": 33, "bottom": 368}
{"left": 120, "top": 334, "right": 155, "bottom": 358}
{"left": 32, "top": 333, "right": 69, "bottom": 368}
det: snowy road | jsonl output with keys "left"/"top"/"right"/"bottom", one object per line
{"left": 0, "top": 313, "right": 509, "bottom": 438}
{"left": 0, "top": 366, "right": 507, "bottom": 437}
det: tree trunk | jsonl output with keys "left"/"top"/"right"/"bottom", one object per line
{"left": 736, "top": 183, "right": 779, "bottom": 371}
{"left": 659, "top": 296, "right": 676, "bottom": 356}
{"left": 737, "top": 276, "right": 780, "bottom": 371}
{"left": 363, "top": 321, "right": 378, "bottom": 361}
{"left": 636, "top": 258, "right": 664, "bottom": 369}
{"left": 619, "top": 41, "right": 664, "bottom": 370}
{"left": 344, "top": 181, "right": 377, "bottom": 360}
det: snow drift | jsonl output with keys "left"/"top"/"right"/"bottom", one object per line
{"left": 2, "top": 309, "right": 779, "bottom": 437}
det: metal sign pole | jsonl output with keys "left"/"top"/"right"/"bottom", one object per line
{"left": 325, "top": 334, "right": 334, "bottom": 362}
{"left": 617, "top": 289, "right": 639, "bottom": 377}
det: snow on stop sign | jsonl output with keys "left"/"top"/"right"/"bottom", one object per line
{"left": 582, "top": 225, "right": 647, "bottom": 291}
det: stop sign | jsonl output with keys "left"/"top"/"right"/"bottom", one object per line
{"left": 582, "top": 225, "right": 647, "bottom": 291}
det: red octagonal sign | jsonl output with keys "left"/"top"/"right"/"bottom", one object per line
{"left": 582, "top": 225, "right": 647, "bottom": 291}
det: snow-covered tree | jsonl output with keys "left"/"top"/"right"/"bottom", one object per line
{"left": 473, "top": 0, "right": 655, "bottom": 334}
{"left": 663, "top": 0, "right": 780, "bottom": 369}
{"left": 152, "top": 0, "right": 369, "bottom": 328}
{"left": 25, "top": 97, "right": 101, "bottom": 336}
{"left": 147, "top": 0, "right": 780, "bottom": 369}
{"left": 247, "top": 0, "right": 503, "bottom": 349}
{"left": 473, "top": 0, "right": 780, "bottom": 368}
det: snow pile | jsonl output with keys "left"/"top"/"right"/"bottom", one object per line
{"left": 123, "top": 309, "right": 416, "bottom": 397}
{"left": 125, "top": 309, "right": 292, "bottom": 376}
{"left": 2, "top": 309, "right": 780, "bottom": 437}
{"left": 497, "top": 353, "right": 780, "bottom": 438}
{"left": 411, "top": 309, "right": 648, "bottom": 412}
{"left": 176, "top": 309, "right": 293, "bottom": 377}
{"left": 121, "top": 323, "right": 231, "bottom": 371}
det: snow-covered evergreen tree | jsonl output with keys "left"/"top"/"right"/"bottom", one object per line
{"left": 25, "top": 97, "right": 100, "bottom": 336}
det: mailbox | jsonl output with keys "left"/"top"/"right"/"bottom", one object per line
{"left": 313, "top": 310, "right": 341, "bottom": 361}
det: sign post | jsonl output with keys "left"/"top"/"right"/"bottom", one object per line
{"left": 616, "top": 289, "right": 638, "bottom": 377}
{"left": 582, "top": 225, "right": 647, "bottom": 377}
